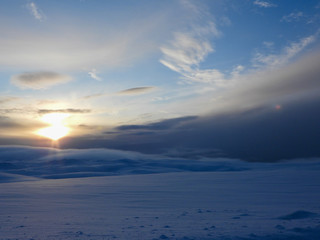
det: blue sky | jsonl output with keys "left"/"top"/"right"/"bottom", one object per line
{"left": 1, "top": 0, "right": 320, "bottom": 160}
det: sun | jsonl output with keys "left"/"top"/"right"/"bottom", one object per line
{"left": 36, "top": 113, "right": 70, "bottom": 141}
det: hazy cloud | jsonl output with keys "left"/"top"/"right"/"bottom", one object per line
{"left": 26, "top": 2, "right": 46, "bottom": 21}
{"left": 117, "top": 116, "right": 197, "bottom": 131}
{"left": 0, "top": 9, "right": 171, "bottom": 71}
{"left": 160, "top": 28, "right": 223, "bottom": 84}
{"left": 253, "top": 34, "right": 317, "bottom": 68}
{"left": 160, "top": 32, "right": 214, "bottom": 74}
{"left": 11, "top": 72, "right": 72, "bottom": 90}
{"left": 38, "top": 109, "right": 91, "bottom": 115}
{"left": 0, "top": 116, "right": 35, "bottom": 132}
{"left": 88, "top": 69, "right": 102, "bottom": 81}
{"left": 118, "top": 87, "right": 156, "bottom": 95}
{"left": 263, "top": 41, "right": 274, "bottom": 48}
{"left": 0, "top": 97, "right": 19, "bottom": 105}
{"left": 253, "top": 0, "right": 276, "bottom": 8}
{"left": 0, "top": 108, "right": 31, "bottom": 115}
{"left": 281, "top": 11, "right": 304, "bottom": 22}
{"left": 83, "top": 93, "right": 107, "bottom": 99}
{"left": 160, "top": 0, "right": 221, "bottom": 85}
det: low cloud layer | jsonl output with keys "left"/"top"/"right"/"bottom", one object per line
{"left": 11, "top": 72, "right": 72, "bottom": 90}
{"left": 0, "top": 145, "right": 319, "bottom": 182}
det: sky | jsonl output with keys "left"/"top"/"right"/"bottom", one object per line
{"left": 1, "top": 0, "right": 320, "bottom": 161}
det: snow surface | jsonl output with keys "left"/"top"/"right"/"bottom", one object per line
{"left": 1, "top": 146, "right": 320, "bottom": 239}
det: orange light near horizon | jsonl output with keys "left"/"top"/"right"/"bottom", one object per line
{"left": 36, "top": 113, "right": 70, "bottom": 141}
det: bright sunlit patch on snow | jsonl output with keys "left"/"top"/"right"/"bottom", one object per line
{"left": 36, "top": 113, "right": 70, "bottom": 141}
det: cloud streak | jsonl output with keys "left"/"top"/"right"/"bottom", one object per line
{"left": 26, "top": 2, "right": 46, "bottom": 21}
{"left": 37, "top": 109, "right": 91, "bottom": 115}
{"left": 253, "top": 0, "right": 276, "bottom": 8}
{"left": 11, "top": 72, "right": 72, "bottom": 90}
{"left": 0, "top": 97, "right": 19, "bottom": 105}
{"left": 281, "top": 11, "right": 304, "bottom": 22}
{"left": 159, "top": 1, "right": 222, "bottom": 85}
{"left": 160, "top": 24, "right": 221, "bottom": 84}
{"left": 253, "top": 34, "right": 317, "bottom": 68}
{"left": 118, "top": 87, "right": 156, "bottom": 95}
{"left": 88, "top": 69, "right": 102, "bottom": 81}
{"left": 116, "top": 116, "right": 197, "bottom": 131}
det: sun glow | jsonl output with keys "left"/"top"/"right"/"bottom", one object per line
{"left": 36, "top": 113, "right": 70, "bottom": 141}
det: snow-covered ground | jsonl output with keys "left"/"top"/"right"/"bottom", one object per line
{"left": 1, "top": 146, "right": 320, "bottom": 240}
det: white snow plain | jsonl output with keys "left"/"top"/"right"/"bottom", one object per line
{"left": 0, "top": 146, "right": 320, "bottom": 240}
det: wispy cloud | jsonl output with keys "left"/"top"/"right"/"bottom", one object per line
{"left": 160, "top": 32, "right": 215, "bottom": 74}
{"left": 83, "top": 93, "right": 107, "bottom": 99}
{"left": 253, "top": 34, "right": 317, "bottom": 68}
{"left": 160, "top": 1, "right": 222, "bottom": 85}
{"left": 116, "top": 116, "right": 197, "bottom": 131}
{"left": 88, "top": 69, "right": 102, "bottom": 81}
{"left": 0, "top": 108, "right": 31, "bottom": 115}
{"left": 0, "top": 116, "right": 25, "bottom": 129}
{"left": 253, "top": 0, "right": 276, "bottom": 8}
{"left": 281, "top": 11, "right": 304, "bottom": 22}
{"left": 0, "top": 8, "right": 171, "bottom": 71}
{"left": 11, "top": 72, "right": 72, "bottom": 90}
{"left": 118, "top": 87, "right": 156, "bottom": 95}
{"left": 0, "top": 97, "right": 19, "bottom": 105}
{"left": 263, "top": 41, "right": 274, "bottom": 48}
{"left": 26, "top": 2, "right": 46, "bottom": 21}
{"left": 38, "top": 109, "right": 91, "bottom": 115}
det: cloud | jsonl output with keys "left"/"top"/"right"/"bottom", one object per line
{"left": 59, "top": 50, "right": 320, "bottom": 161}
{"left": 160, "top": 30, "right": 224, "bottom": 82}
{"left": 88, "top": 69, "right": 102, "bottom": 81}
{"left": 0, "top": 108, "right": 30, "bottom": 115}
{"left": 11, "top": 72, "right": 72, "bottom": 90}
{"left": 118, "top": 87, "right": 156, "bottom": 95}
{"left": 0, "top": 116, "right": 40, "bottom": 134}
{"left": 26, "top": 2, "right": 46, "bottom": 21}
{"left": 253, "top": 34, "right": 317, "bottom": 68}
{"left": 0, "top": 116, "right": 20, "bottom": 129}
{"left": 0, "top": 97, "right": 19, "bottom": 105}
{"left": 263, "top": 41, "right": 274, "bottom": 48}
{"left": 160, "top": 1, "right": 222, "bottom": 85}
{"left": 83, "top": 93, "right": 107, "bottom": 99}
{"left": 160, "top": 32, "right": 214, "bottom": 74}
{"left": 37, "top": 109, "right": 91, "bottom": 115}
{"left": 253, "top": 0, "right": 276, "bottom": 8}
{"left": 0, "top": 108, "right": 91, "bottom": 116}
{"left": 159, "top": 27, "right": 226, "bottom": 85}
{"left": 281, "top": 11, "right": 304, "bottom": 22}
{"left": 0, "top": 6, "right": 173, "bottom": 71}
{"left": 116, "top": 116, "right": 197, "bottom": 131}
